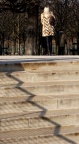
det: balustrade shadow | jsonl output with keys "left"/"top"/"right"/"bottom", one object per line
{"left": 4, "top": 71, "right": 77, "bottom": 144}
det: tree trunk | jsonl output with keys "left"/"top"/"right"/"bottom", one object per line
{"left": 25, "top": 12, "right": 37, "bottom": 55}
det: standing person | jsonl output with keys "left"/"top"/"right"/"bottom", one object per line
{"left": 58, "top": 30, "right": 65, "bottom": 55}
{"left": 41, "top": 6, "right": 55, "bottom": 55}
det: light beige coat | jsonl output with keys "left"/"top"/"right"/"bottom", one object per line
{"left": 41, "top": 10, "right": 55, "bottom": 37}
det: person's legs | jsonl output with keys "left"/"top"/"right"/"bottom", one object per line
{"left": 49, "top": 36, "right": 52, "bottom": 55}
{"left": 58, "top": 47, "right": 62, "bottom": 55}
{"left": 42, "top": 37, "right": 47, "bottom": 55}
{"left": 46, "top": 36, "right": 52, "bottom": 55}
{"left": 46, "top": 36, "right": 50, "bottom": 55}
{"left": 62, "top": 47, "right": 65, "bottom": 55}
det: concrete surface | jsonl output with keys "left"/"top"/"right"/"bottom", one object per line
{"left": 0, "top": 55, "right": 79, "bottom": 64}
{"left": 0, "top": 55, "right": 79, "bottom": 144}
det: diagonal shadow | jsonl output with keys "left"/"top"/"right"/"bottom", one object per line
{"left": 3, "top": 72, "right": 77, "bottom": 144}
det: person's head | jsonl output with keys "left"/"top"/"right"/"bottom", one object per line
{"left": 44, "top": 6, "right": 49, "bottom": 13}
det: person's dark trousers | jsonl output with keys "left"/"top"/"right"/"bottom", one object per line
{"left": 58, "top": 47, "right": 65, "bottom": 55}
{"left": 46, "top": 36, "right": 52, "bottom": 55}
{"left": 0, "top": 46, "right": 2, "bottom": 55}
{"left": 42, "top": 37, "right": 48, "bottom": 55}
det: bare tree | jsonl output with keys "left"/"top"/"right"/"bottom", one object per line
{"left": 0, "top": 0, "right": 79, "bottom": 55}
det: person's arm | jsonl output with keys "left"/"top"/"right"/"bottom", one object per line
{"left": 50, "top": 11, "right": 55, "bottom": 19}
{"left": 49, "top": 11, "right": 56, "bottom": 26}
{"left": 41, "top": 13, "right": 44, "bottom": 25}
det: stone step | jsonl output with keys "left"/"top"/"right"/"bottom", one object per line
{"left": 0, "top": 70, "right": 79, "bottom": 83}
{"left": 1, "top": 79, "right": 79, "bottom": 88}
{"left": 0, "top": 93, "right": 79, "bottom": 109}
{"left": 0, "top": 81, "right": 79, "bottom": 94}
{"left": 0, "top": 107, "right": 79, "bottom": 120}
{"left": 0, "top": 134, "right": 79, "bottom": 144}
{"left": 0, "top": 124, "right": 79, "bottom": 139}
{"left": 0, "top": 92, "right": 79, "bottom": 104}
{"left": 0, "top": 60, "right": 79, "bottom": 72}
{"left": 1, "top": 109, "right": 79, "bottom": 132}
{"left": 0, "top": 56, "right": 79, "bottom": 143}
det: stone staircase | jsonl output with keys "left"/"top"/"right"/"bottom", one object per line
{"left": 0, "top": 58, "right": 79, "bottom": 144}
